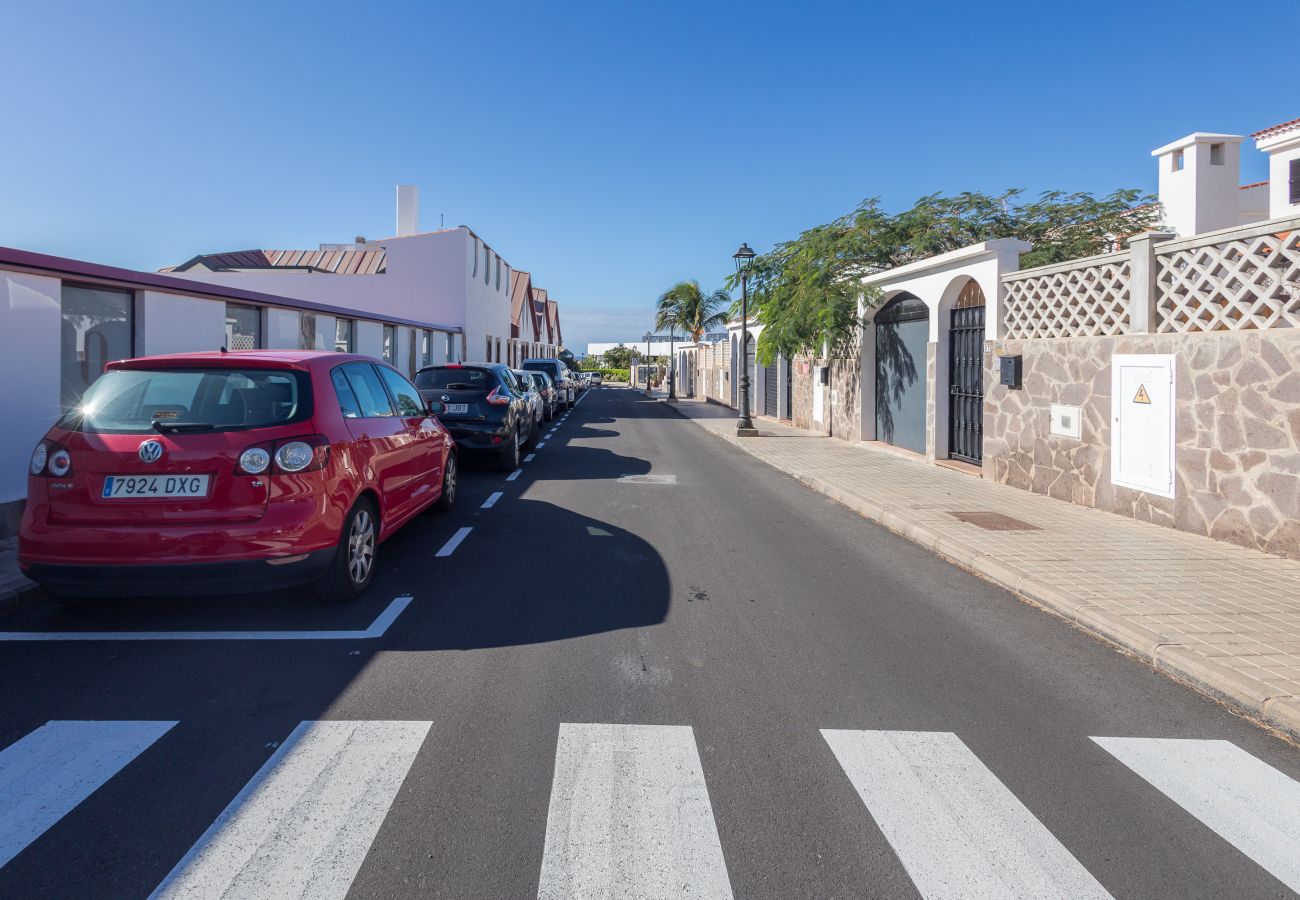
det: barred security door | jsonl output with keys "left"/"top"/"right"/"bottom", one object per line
{"left": 948, "top": 304, "right": 984, "bottom": 464}
{"left": 782, "top": 357, "right": 793, "bottom": 419}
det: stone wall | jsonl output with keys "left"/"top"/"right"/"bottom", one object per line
{"left": 984, "top": 329, "right": 1300, "bottom": 558}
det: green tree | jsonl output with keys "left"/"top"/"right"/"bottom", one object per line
{"left": 654, "top": 280, "right": 731, "bottom": 341}
{"left": 600, "top": 344, "right": 638, "bottom": 369}
{"left": 730, "top": 189, "right": 1158, "bottom": 365}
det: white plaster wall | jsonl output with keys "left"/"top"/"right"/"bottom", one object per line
{"left": 1157, "top": 139, "right": 1244, "bottom": 236}
{"left": 265, "top": 308, "right": 300, "bottom": 349}
{"left": 1266, "top": 141, "right": 1300, "bottom": 219}
{"left": 461, "top": 231, "right": 513, "bottom": 364}
{"left": 0, "top": 273, "right": 61, "bottom": 504}
{"left": 355, "top": 321, "right": 384, "bottom": 359}
{"left": 137, "top": 291, "right": 226, "bottom": 357}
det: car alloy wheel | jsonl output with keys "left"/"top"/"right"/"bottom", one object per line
{"left": 347, "top": 507, "right": 376, "bottom": 585}
{"left": 442, "top": 454, "right": 457, "bottom": 505}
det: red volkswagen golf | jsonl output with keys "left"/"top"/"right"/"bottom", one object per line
{"left": 19, "top": 350, "right": 457, "bottom": 602}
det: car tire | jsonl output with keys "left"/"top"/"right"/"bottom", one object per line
{"left": 497, "top": 428, "right": 520, "bottom": 471}
{"left": 433, "top": 452, "right": 457, "bottom": 513}
{"left": 315, "top": 498, "right": 378, "bottom": 604}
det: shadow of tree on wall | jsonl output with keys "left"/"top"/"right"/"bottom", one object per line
{"left": 873, "top": 294, "right": 925, "bottom": 444}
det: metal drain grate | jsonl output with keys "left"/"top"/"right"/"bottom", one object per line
{"left": 948, "top": 511, "right": 1041, "bottom": 531}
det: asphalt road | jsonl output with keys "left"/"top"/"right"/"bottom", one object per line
{"left": 1, "top": 385, "right": 1298, "bottom": 899}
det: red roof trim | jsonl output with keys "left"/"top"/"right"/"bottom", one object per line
{"left": 1252, "top": 116, "right": 1300, "bottom": 139}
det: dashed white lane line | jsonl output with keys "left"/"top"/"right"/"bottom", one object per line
{"left": 435, "top": 527, "right": 473, "bottom": 557}
{"left": 538, "top": 723, "right": 734, "bottom": 899}
{"left": 481, "top": 492, "right": 502, "bottom": 509}
{"left": 0, "top": 597, "right": 414, "bottom": 642}
{"left": 1093, "top": 737, "right": 1300, "bottom": 892}
{"left": 535, "top": 443, "right": 546, "bottom": 449}
{"left": 151, "top": 720, "right": 430, "bottom": 900}
{"left": 823, "top": 729, "right": 1112, "bottom": 900}
{"left": 0, "top": 720, "right": 177, "bottom": 868}
{"left": 524, "top": 453, "right": 536, "bottom": 463}
{"left": 506, "top": 469, "right": 523, "bottom": 481}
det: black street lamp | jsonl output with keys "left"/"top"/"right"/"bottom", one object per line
{"left": 733, "top": 242, "right": 758, "bottom": 435}
{"left": 643, "top": 331, "right": 653, "bottom": 394}
{"left": 666, "top": 315, "right": 677, "bottom": 402}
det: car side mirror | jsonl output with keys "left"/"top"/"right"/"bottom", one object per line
{"left": 426, "top": 399, "right": 445, "bottom": 416}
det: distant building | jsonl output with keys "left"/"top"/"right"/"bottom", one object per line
{"left": 588, "top": 332, "right": 725, "bottom": 359}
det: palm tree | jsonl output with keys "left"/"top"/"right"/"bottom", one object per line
{"left": 655, "top": 280, "right": 730, "bottom": 341}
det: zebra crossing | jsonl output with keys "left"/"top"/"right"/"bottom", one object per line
{"left": 2, "top": 720, "right": 1298, "bottom": 898}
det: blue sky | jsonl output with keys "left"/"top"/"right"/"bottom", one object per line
{"left": 2, "top": 0, "right": 1294, "bottom": 351}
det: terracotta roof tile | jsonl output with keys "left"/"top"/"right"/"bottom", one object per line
{"left": 1252, "top": 116, "right": 1300, "bottom": 140}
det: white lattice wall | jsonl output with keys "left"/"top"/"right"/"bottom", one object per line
{"left": 1002, "top": 251, "right": 1131, "bottom": 339}
{"left": 1155, "top": 223, "right": 1300, "bottom": 332}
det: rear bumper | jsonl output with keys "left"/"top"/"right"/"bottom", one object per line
{"left": 22, "top": 548, "right": 335, "bottom": 597}
{"left": 443, "top": 420, "right": 512, "bottom": 452}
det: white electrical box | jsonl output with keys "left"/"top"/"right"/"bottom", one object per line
{"left": 1111, "top": 354, "right": 1175, "bottom": 498}
{"left": 1049, "top": 404, "right": 1082, "bottom": 439}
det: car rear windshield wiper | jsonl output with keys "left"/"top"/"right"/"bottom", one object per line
{"left": 152, "top": 420, "right": 216, "bottom": 433}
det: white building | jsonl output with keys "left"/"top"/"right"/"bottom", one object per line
{"left": 1253, "top": 117, "right": 1300, "bottom": 220}
{"left": 0, "top": 245, "right": 462, "bottom": 531}
{"left": 1152, "top": 116, "right": 1300, "bottom": 237}
{"left": 164, "top": 186, "right": 561, "bottom": 370}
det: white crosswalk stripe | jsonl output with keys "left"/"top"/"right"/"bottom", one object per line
{"left": 151, "top": 720, "right": 429, "bottom": 900}
{"left": 538, "top": 723, "right": 734, "bottom": 899}
{"left": 1093, "top": 736, "right": 1300, "bottom": 892}
{"left": 823, "top": 729, "right": 1112, "bottom": 900}
{"left": 0, "top": 720, "right": 176, "bottom": 868}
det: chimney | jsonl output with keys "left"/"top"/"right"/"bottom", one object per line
{"left": 396, "top": 185, "right": 419, "bottom": 237}
{"left": 1152, "top": 133, "right": 1245, "bottom": 236}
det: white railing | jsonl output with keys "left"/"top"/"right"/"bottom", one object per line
{"left": 1002, "top": 250, "right": 1131, "bottom": 339}
{"left": 1000, "top": 215, "right": 1300, "bottom": 338}
{"left": 1155, "top": 219, "right": 1300, "bottom": 332}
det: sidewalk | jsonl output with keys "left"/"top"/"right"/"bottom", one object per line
{"left": 666, "top": 395, "right": 1300, "bottom": 743}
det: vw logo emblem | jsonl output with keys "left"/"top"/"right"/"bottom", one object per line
{"left": 138, "top": 440, "right": 164, "bottom": 463}
{"left": 441, "top": 395, "right": 450, "bottom": 402}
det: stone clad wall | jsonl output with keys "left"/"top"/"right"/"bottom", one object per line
{"left": 984, "top": 330, "right": 1300, "bottom": 558}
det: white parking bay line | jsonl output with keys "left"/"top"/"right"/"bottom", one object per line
{"left": 1093, "top": 737, "right": 1300, "bottom": 892}
{"left": 152, "top": 720, "right": 430, "bottom": 900}
{"left": 535, "top": 443, "right": 546, "bottom": 450}
{"left": 823, "top": 730, "right": 1111, "bottom": 900}
{"left": 0, "top": 720, "right": 177, "bottom": 868}
{"left": 436, "top": 526, "right": 473, "bottom": 556}
{"left": 538, "top": 723, "right": 733, "bottom": 900}
{"left": 0, "top": 596, "right": 413, "bottom": 642}
{"left": 524, "top": 453, "right": 536, "bottom": 463}
{"left": 481, "top": 491, "right": 503, "bottom": 509}
{"left": 506, "top": 468, "right": 523, "bottom": 481}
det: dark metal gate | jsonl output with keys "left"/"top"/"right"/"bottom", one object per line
{"left": 948, "top": 304, "right": 984, "bottom": 464}
{"left": 763, "top": 360, "right": 777, "bottom": 416}
{"left": 782, "top": 357, "right": 792, "bottom": 419}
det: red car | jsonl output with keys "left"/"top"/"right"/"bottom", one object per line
{"left": 19, "top": 350, "right": 457, "bottom": 602}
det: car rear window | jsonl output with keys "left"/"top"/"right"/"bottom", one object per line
{"left": 61, "top": 368, "right": 311, "bottom": 434}
{"left": 522, "top": 361, "right": 556, "bottom": 374}
{"left": 415, "top": 367, "right": 493, "bottom": 390}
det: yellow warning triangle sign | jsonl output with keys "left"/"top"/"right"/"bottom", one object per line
{"left": 1133, "top": 384, "right": 1151, "bottom": 404}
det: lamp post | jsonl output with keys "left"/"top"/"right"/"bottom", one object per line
{"left": 666, "top": 315, "right": 677, "bottom": 402}
{"left": 733, "top": 242, "right": 758, "bottom": 436}
{"left": 643, "top": 331, "right": 653, "bottom": 394}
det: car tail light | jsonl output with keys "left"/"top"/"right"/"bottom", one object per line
{"left": 29, "top": 441, "right": 71, "bottom": 477}
{"left": 49, "top": 448, "right": 72, "bottom": 477}
{"left": 237, "top": 446, "right": 272, "bottom": 475}
{"left": 485, "top": 386, "right": 510, "bottom": 406}
{"left": 273, "top": 435, "right": 330, "bottom": 473}
{"left": 29, "top": 441, "right": 49, "bottom": 476}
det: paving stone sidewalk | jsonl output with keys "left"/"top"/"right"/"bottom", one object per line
{"left": 666, "top": 395, "right": 1300, "bottom": 742}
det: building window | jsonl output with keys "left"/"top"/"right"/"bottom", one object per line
{"left": 299, "top": 312, "right": 317, "bottom": 350}
{"left": 447, "top": 332, "right": 458, "bottom": 363}
{"left": 60, "top": 285, "right": 133, "bottom": 410}
{"left": 495, "top": 337, "right": 502, "bottom": 362}
{"left": 420, "top": 330, "right": 432, "bottom": 368}
{"left": 225, "top": 303, "right": 261, "bottom": 350}
{"left": 1209, "top": 143, "right": 1224, "bottom": 166}
{"left": 383, "top": 324, "right": 395, "bottom": 363}
{"left": 1291, "top": 159, "right": 1300, "bottom": 205}
{"left": 495, "top": 256, "right": 501, "bottom": 290}
{"left": 486, "top": 335, "right": 492, "bottom": 359}
{"left": 335, "top": 318, "right": 354, "bottom": 353}
{"left": 484, "top": 247, "right": 491, "bottom": 285}
{"left": 1172, "top": 150, "right": 1184, "bottom": 172}
{"left": 472, "top": 238, "right": 479, "bottom": 277}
